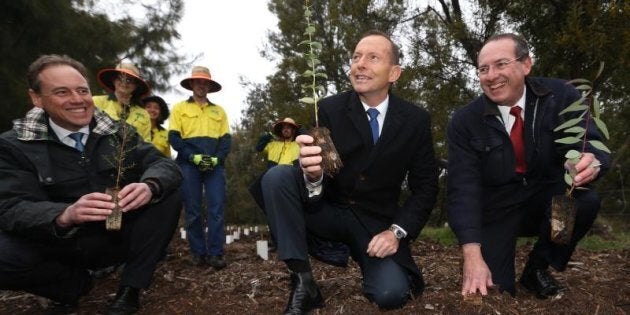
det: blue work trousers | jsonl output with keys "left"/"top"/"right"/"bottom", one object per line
{"left": 179, "top": 162, "right": 226, "bottom": 256}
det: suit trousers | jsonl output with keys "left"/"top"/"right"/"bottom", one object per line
{"left": 0, "top": 190, "right": 181, "bottom": 304}
{"left": 262, "top": 165, "right": 412, "bottom": 309}
{"left": 481, "top": 187, "right": 600, "bottom": 295}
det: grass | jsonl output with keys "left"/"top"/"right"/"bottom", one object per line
{"left": 419, "top": 226, "right": 630, "bottom": 251}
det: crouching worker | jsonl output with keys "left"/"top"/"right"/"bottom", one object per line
{"left": 0, "top": 54, "right": 182, "bottom": 315}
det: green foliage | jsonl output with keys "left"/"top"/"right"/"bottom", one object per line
{"left": 553, "top": 64, "right": 611, "bottom": 189}
{"left": 418, "top": 227, "right": 457, "bottom": 246}
{"left": 0, "top": 0, "right": 186, "bottom": 132}
{"left": 299, "top": 1, "right": 328, "bottom": 127}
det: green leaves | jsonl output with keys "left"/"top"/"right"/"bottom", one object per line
{"left": 556, "top": 63, "right": 611, "bottom": 191}
{"left": 300, "top": 0, "right": 328, "bottom": 127}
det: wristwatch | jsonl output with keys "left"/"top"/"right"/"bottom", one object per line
{"left": 388, "top": 224, "right": 406, "bottom": 240}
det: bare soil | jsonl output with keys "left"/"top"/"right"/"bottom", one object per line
{"left": 1, "top": 230, "right": 628, "bottom": 314}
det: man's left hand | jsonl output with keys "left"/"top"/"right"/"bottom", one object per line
{"left": 116, "top": 183, "right": 153, "bottom": 212}
{"left": 366, "top": 230, "right": 399, "bottom": 258}
{"left": 569, "top": 152, "right": 601, "bottom": 186}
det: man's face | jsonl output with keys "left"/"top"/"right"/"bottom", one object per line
{"left": 29, "top": 65, "right": 94, "bottom": 131}
{"left": 144, "top": 101, "right": 161, "bottom": 121}
{"left": 281, "top": 124, "right": 295, "bottom": 139}
{"left": 349, "top": 35, "right": 401, "bottom": 103}
{"left": 477, "top": 38, "right": 532, "bottom": 106}
{"left": 190, "top": 79, "right": 211, "bottom": 98}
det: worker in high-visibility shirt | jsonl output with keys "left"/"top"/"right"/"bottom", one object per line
{"left": 169, "top": 66, "right": 231, "bottom": 270}
{"left": 255, "top": 117, "right": 300, "bottom": 168}
{"left": 93, "top": 62, "right": 152, "bottom": 141}
{"left": 142, "top": 95, "right": 171, "bottom": 157}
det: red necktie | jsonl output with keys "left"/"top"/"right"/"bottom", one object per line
{"left": 510, "top": 106, "right": 526, "bottom": 173}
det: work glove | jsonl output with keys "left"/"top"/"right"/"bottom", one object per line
{"left": 190, "top": 154, "right": 217, "bottom": 172}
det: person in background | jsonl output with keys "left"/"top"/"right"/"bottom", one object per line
{"left": 169, "top": 66, "right": 231, "bottom": 269}
{"left": 255, "top": 117, "right": 300, "bottom": 168}
{"left": 142, "top": 95, "right": 171, "bottom": 157}
{"left": 261, "top": 30, "right": 439, "bottom": 313}
{"left": 93, "top": 62, "right": 152, "bottom": 142}
{"left": 0, "top": 54, "right": 182, "bottom": 315}
{"left": 447, "top": 33, "right": 609, "bottom": 299}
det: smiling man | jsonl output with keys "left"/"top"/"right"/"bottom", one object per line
{"left": 260, "top": 30, "right": 438, "bottom": 313}
{"left": 0, "top": 54, "right": 182, "bottom": 314}
{"left": 447, "top": 33, "right": 609, "bottom": 299}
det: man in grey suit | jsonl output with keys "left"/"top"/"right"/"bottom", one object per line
{"left": 261, "top": 30, "right": 438, "bottom": 314}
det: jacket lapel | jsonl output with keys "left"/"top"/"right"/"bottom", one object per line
{"left": 345, "top": 93, "right": 374, "bottom": 147}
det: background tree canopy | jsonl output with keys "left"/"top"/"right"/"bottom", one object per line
{"left": 1, "top": 0, "right": 627, "bottom": 227}
{"left": 228, "top": 0, "right": 629, "bottom": 226}
{"left": 0, "top": 0, "right": 187, "bottom": 132}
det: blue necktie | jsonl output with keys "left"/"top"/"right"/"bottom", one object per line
{"left": 367, "top": 108, "right": 380, "bottom": 144}
{"left": 69, "top": 132, "right": 84, "bottom": 152}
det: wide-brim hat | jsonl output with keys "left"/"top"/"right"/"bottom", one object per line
{"left": 272, "top": 117, "right": 300, "bottom": 137}
{"left": 97, "top": 62, "right": 150, "bottom": 97}
{"left": 180, "top": 66, "right": 222, "bottom": 93}
{"left": 141, "top": 95, "right": 170, "bottom": 123}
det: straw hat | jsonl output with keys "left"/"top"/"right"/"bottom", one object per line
{"left": 272, "top": 117, "right": 299, "bottom": 137}
{"left": 180, "top": 66, "right": 222, "bottom": 92}
{"left": 97, "top": 62, "right": 150, "bottom": 96}
{"left": 141, "top": 95, "right": 170, "bottom": 124}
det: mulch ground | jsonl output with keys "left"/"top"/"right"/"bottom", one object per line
{"left": 1, "top": 228, "right": 628, "bottom": 314}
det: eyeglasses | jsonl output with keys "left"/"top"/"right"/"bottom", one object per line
{"left": 116, "top": 74, "right": 135, "bottom": 84}
{"left": 477, "top": 56, "right": 523, "bottom": 76}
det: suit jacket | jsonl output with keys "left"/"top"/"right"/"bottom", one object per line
{"left": 313, "top": 90, "right": 439, "bottom": 278}
{"left": 447, "top": 77, "right": 610, "bottom": 245}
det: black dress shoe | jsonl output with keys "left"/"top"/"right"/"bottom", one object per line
{"left": 284, "top": 271, "right": 324, "bottom": 315}
{"left": 519, "top": 267, "right": 562, "bottom": 298}
{"left": 107, "top": 286, "right": 140, "bottom": 315}
{"left": 207, "top": 255, "right": 227, "bottom": 269}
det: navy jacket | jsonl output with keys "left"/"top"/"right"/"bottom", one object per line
{"left": 447, "top": 77, "right": 609, "bottom": 245}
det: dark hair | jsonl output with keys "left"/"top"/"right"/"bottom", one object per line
{"left": 482, "top": 33, "right": 530, "bottom": 60}
{"left": 359, "top": 30, "right": 401, "bottom": 65}
{"left": 27, "top": 54, "right": 88, "bottom": 93}
{"left": 142, "top": 95, "right": 170, "bottom": 126}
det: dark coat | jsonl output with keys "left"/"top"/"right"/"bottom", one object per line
{"left": 447, "top": 77, "right": 610, "bottom": 245}
{"left": 0, "top": 108, "right": 182, "bottom": 241}
{"left": 314, "top": 90, "right": 439, "bottom": 279}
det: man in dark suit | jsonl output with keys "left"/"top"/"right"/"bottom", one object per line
{"left": 447, "top": 33, "right": 609, "bottom": 298}
{"left": 261, "top": 30, "right": 438, "bottom": 314}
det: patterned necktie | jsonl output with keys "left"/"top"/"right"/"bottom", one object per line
{"left": 69, "top": 132, "right": 85, "bottom": 152}
{"left": 367, "top": 108, "right": 380, "bottom": 144}
{"left": 509, "top": 106, "right": 526, "bottom": 173}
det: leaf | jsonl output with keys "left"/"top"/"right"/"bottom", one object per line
{"left": 299, "top": 97, "right": 315, "bottom": 104}
{"left": 588, "top": 140, "right": 611, "bottom": 153}
{"left": 304, "top": 26, "right": 316, "bottom": 35}
{"left": 564, "top": 172, "right": 573, "bottom": 186}
{"left": 574, "top": 84, "right": 592, "bottom": 91}
{"left": 592, "top": 97, "right": 601, "bottom": 117}
{"left": 565, "top": 150, "right": 581, "bottom": 159}
{"left": 595, "top": 61, "right": 605, "bottom": 79}
{"left": 302, "top": 70, "right": 313, "bottom": 77}
{"left": 592, "top": 117, "right": 610, "bottom": 140}
{"left": 304, "top": 8, "right": 312, "bottom": 17}
{"left": 558, "top": 104, "right": 588, "bottom": 115}
{"left": 563, "top": 126, "right": 585, "bottom": 134}
{"left": 315, "top": 73, "right": 328, "bottom": 79}
{"left": 556, "top": 137, "right": 581, "bottom": 144}
{"left": 311, "top": 41, "right": 322, "bottom": 50}
{"left": 568, "top": 78, "right": 591, "bottom": 85}
{"left": 554, "top": 117, "right": 583, "bottom": 132}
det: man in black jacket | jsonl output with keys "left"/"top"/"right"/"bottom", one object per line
{"left": 261, "top": 30, "right": 438, "bottom": 313}
{"left": 0, "top": 55, "right": 182, "bottom": 314}
{"left": 447, "top": 33, "right": 609, "bottom": 298}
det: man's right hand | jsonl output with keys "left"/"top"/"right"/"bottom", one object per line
{"left": 296, "top": 134, "right": 323, "bottom": 182}
{"left": 56, "top": 192, "right": 115, "bottom": 227}
{"left": 461, "top": 243, "right": 494, "bottom": 296}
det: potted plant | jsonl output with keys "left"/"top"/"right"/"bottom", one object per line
{"left": 551, "top": 62, "right": 610, "bottom": 244}
{"left": 298, "top": 0, "right": 343, "bottom": 177}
